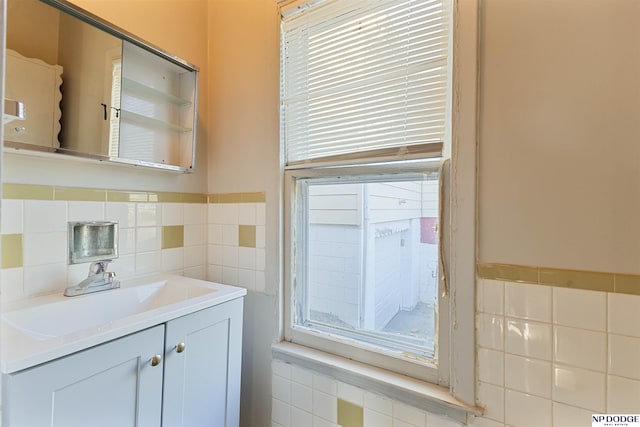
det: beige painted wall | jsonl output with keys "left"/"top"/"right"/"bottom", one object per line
{"left": 207, "top": 0, "right": 280, "bottom": 194}
{"left": 206, "top": 1, "right": 280, "bottom": 426}
{"left": 6, "top": 0, "right": 59, "bottom": 64}
{"left": 478, "top": 0, "right": 640, "bottom": 275}
{"left": 68, "top": 0, "right": 207, "bottom": 70}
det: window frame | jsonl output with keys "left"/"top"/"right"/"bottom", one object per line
{"left": 278, "top": 0, "right": 478, "bottom": 409}
{"left": 283, "top": 160, "right": 449, "bottom": 385}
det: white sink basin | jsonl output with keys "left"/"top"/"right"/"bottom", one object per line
{"left": 1, "top": 274, "right": 246, "bottom": 373}
{"left": 4, "top": 277, "right": 217, "bottom": 339}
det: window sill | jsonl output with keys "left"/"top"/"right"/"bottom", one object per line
{"left": 272, "top": 342, "right": 482, "bottom": 425}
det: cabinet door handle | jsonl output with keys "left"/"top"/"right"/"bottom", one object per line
{"left": 150, "top": 354, "right": 162, "bottom": 367}
{"left": 176, "top": 342, "right": 186, "bottom": 353}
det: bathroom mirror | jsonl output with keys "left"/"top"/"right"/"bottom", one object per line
{"left": 4, "top": 0, "right": 198, "bottom": 172}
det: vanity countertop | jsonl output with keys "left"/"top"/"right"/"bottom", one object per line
{"left": 1, "top": 274, "right": 247, "bottom": 374}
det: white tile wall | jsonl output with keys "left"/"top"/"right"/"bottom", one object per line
{"left": 608, "top": 293, "right": 640, "bottom": 338}
{"left": 609, "top": 334, "right": 640, "bottom": 380}
{"left": 505, "top": 318, "right": 552, "bottom": 360}
{"left": 505, "top": 282, "right": 551, "bottom": 322}
{"left": 271, "top": 360, "right": 465, "bottom": 427}
{"left": 24, "top": 200, "right": 66, "bottom": 232}
{"left": 268, "top": 281, "right": 638, "bottom": 427}
{"left": 207, "top": 201, "right": 267, "bottom": 292}
{"left": 2, "top": 199, "right": 23, "bottom": 234}
{"left": 68, "top": 201, "right": 104, "bottom": 222}
{"left": 553, "top": 326, "right": 606, "bottom": 372}
{"left": 1, "top": 267, "right": 24, "bottom": 301}
{"left": 504, "top": 390, "right": 552, "bottom": 427}
{"left": 607, "top": 375, "right": 640, "bottom": 413}
{"left": 553, "top": 287, "right": 606, "bottom": 331}
{"left": 477, "top": 381, "right": 504, "bottom": 423}
{"left": 477, "top": 314, "right": 504, "bottom": 351}
{"left": 552, "top": 365, "right": 605, "bottom": 412}
{"left": 1, "top": 199, "right": 209, "bottom": 300}
{"left": 162, "top": 203, "right": 184, "bottom": 226}
{"left": 504, "top": 354, "right": 550, "bottom": 398}
{"left": 105, "top": 202, "right": 136, "bottom": 228}
{"left": 136, "top": 203, "right": 161, "bottom": 227}
{"left": 393, "top": 402, "right": 427, "bottom": 426}
{"left": 478, "top": 348, "right": 504, "bottom": 387}
{"left": 23, "top": 232, "right": 66, "bottom": 266}
{"left": 476, "top": 280, "right": 640, "bottom": 426}
{"left": 161, "top": 247, "right": 184, "bottom": 272}
{"left": 552, "top": 402, "right": 593, "bottom": 427}
{"left": 6, "top": 193, "right": 640, "bottom": 425}
{"left": 477, "top": 279, "right": 503, "bottom": 315}
{"left": 137, "top": 227, "right": 161, "bottom": 252}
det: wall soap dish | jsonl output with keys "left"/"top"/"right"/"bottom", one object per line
{"left": 68, "top": 221, "right": 118, "bottom": 265}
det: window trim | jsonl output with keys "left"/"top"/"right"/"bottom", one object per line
{"left": 283, "top": 160, "right": 448, "bottom": 385}
{"left": 278, "top": 0, "right": 478, "bottom": 410}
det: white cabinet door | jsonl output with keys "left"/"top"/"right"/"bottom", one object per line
{"left": 3, "top": 325, "right": 165, "bottom": 427}
{"left": 162, "top": 298, "right": 244, "bottom": 427}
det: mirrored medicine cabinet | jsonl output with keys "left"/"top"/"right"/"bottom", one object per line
{"left": 4, "top": 0, "right": 199, "bottom": 172}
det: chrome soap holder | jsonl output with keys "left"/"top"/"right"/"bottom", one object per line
{"left": 65, "top": 221, "right": 120, "bottom": 297}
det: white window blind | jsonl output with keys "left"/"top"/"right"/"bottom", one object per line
{"left": 281, "top": 0, "right": 450, "bottom": 167}
{"left": 108, "top": 60, "right": 121, "bottom": 157}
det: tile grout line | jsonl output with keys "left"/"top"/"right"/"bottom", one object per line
{"left": 501, "top": 278, "right": 506, "bottom": 427}
{"left": 604, "top": 290, "right": 609, "bottom": 414}
{"left": 550, "top": 280, "right": 555, "bottom": 425}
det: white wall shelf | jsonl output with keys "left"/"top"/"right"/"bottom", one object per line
{"left": 118, "top": 41, "right": 197, "bottom": 168}
{"left": 121, "top": 77, "right": 192, "bottom": 107}
{"left": 120, "top": 109, "right": 193, "bottom": 133}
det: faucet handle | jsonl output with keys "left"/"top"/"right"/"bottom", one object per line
{"left": 88, "top": 260, "right": 112, "bottom": 275}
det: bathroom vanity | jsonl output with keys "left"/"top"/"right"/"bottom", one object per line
{"left": 1, "top": 275, "right": 246, "bottom": 427}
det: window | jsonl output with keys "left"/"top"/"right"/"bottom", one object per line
{"left": 281, "top": 0, "right": 456, "bottom": 385}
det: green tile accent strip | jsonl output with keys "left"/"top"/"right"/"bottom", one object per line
{"left": 242, "top": 192, "right": 266, "bottom": 203}
{"left": 476, "top": 263, "right": 538, "bottom": 284}
{"left": 477, "top": 263, "right": 640, "bottom": 295}
{"left": 614, "top": 274, "right": 640, "bottom": 296}
{"left": 238, "top": 225, "right": 256, "bottom": 248}
{"left": 162, "top": 226, "right": 184, "bottom": 249}
{"left": 539, "top": 267, "right": 613, "bottom": 292}
{"left": 3, "top": 183, "right": 53, "bottom": 200}
{"left": 155, "top": 192, "right": 183, "bottom": 203}
{"left": 2, "top": 183, "right": 208, "bottom": 204}
{"left": 107, "top": 190, "right": 149, "bottom": 203}
{"left": 219, "top": 193, "right": 241, "bottom": 203}
{"left": 209, "top": 192, "right": 266, "bottom": 203}
{"left": 337, "top": 399, "right": 363, "bottom": 427}
{"left": 182, "top": 193, "right": 208, "bottom": 204}
{"left": 2, "top": 234, "right": 23, "bottom": 268}
{"left": 55, "top": 187, "right": 107, "bottom": 202}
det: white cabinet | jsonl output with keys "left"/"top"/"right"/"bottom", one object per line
{"left": 163, "top": 298, "right": 244, "bottom": 427}
{"left": 3, "top": 325, "right": 165, "bottom": 427}
{"left": 3, "top": 298, "right": 244, "bottom": 427}
{"left": 118, "top": 40, "right": 197, "bottom": 170}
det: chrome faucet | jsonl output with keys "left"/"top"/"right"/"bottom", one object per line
{"left": 64, "top": 260, "right": 120, "bottom": 297}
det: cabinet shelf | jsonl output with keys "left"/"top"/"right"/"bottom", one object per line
{"left": 120, "top": 109, "right": 192, "bottom": 133}
{"left": 121, "top": 77, "right": 192, "bottom": 106}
